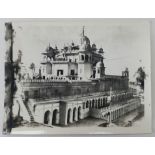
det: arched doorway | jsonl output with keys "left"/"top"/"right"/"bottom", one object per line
{"left": 98, "top": 98, "right": 100, "bottom": 104}
{"left": 103, "top": 98, "right": 105, "bottom": 106}
{"left": 73, "top": 107, "right": 77, "bottom": 121}
{"left": 44, "top": 110, "right": 51, "bottom": 124}
{"left": 100, "top": 99, "right": 102, "bottom": 107}
{"left": 117, "top": 109, "right": 119, "bottom": 118}
{"left": 92, "top": 99, "right": 95, "bottom": 108}
{"left": 52, "top": 109, "right": 58, "bottom": 125}
{"left": 67, "top": 109, "right": 72, "bottom": 124}
{"left": 78, "top": 106, "right": 82, "bottom": 120}
{"left": 86, "top": 101, "right": 89, "bottom": 108}
{"left": 98, "top": 98, "right": 100, "bottom": 108}
{"left": 111, "top": 111, "right": 114, "bottom": 121}
{"left": 92, "top": 102, "right": 94, "bottom": 108}
{"left": 117, "top": 110, "right": 119, "bottom": 118}
{"left": 83, "top": 102, "right": 85, "bottom": 109}
{"left": 114, "top": 110, "right": 116, "bottom": 120}
{"left": 85, "top": 55, "right": 89, "bottom": 62}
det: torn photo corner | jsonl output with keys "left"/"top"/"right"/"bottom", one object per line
{"left": 1, "top": 19, "right": 152, "bottom": 135}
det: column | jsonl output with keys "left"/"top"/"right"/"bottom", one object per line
{"left": 111, "top": 112, "right": 113, "bottom": 122}
{"left": 56, "top": 112, "right": 59, "bottom": 124}
{"left": 75, "top": 110, "right": 78, "bottom": 121}
{"left": 109, "top": 112, "right": 111, "bottom": 123}
{"left": 69, "top": 110, "right": 73, "bottom": 123}
{"left": 65, "top": 110, "right": 68, "bottom": 126}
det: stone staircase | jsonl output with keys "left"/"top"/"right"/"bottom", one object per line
{"left": 24, "top": 101, "right": 35, "bottom": 123}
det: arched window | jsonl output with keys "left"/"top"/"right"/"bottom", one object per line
{"left": 92, "top": 99, "right": 95, "bottom": 108}
{"left": 98, "top": 98, "right": 100, "bottom": 104}
{"left": 52, "top": 109, "right": 59, "bottom": 125}
{"left": 44, "top": 111, "right": 51, "bottom": 124}
{"left": 85, "top": 55, "right": 89, "bottom": 62}
{"left": 78, "top": 107, "right": 82, "bottom": 120}
{"left": 73, "top": 108, "right": 77, "bottom": 121}
{"left": 83, "top": 102, "right": 85, "bottom": 109}
{"left": 86, "top": 101, "right": 89, "bottom": 108}
{"left": 67, "top": 109, "right": 72, "bottom": 124}
{"left": 81, "top": 55, "right": 84, "bottom": 61}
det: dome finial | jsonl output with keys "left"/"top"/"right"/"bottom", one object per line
{"left": 82, "top": 26, "right": 85, "bottom": 36}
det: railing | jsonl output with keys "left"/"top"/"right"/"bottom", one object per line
{"left": 21, "top": 77, "right": 92, "bottom": 83}
{"left": 105, "top": 75, "right": 122, "bottom": 78}
{"left": 21, "top": 78, "right": 69, "bottom": 83}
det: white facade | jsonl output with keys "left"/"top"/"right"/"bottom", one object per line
{"left": 40, "top": 27, "right": 105, "bottom": 81}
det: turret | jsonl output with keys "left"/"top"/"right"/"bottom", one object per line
{"left": 95, "top": 60, "right": 105, "bottom": 79}
{"left": 122, "top": 68, "right": 129, "bottom": 77}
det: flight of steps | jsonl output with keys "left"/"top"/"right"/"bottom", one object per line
{"left": 24, "top": 101, "right": 35, "bottom": 123}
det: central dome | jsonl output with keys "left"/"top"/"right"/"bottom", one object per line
{"left": 81, "top": 35, "right": 90, "bottom": 45}
{"left": 96, "top": 61, "right": 104, "bottom": 68}
{"left": 79, "top": 27, "right": 91, "bottom": 51}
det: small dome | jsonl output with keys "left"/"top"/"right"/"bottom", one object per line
{"left": 80, "top": 27, "right": 91, "bottom": 51}
{"left": 80, "top": 35, "right": 91, "bottom": 51}
{"left": 96, "top": 61, "right": 104, "bottom": 68}
{"left": 92, "top": 44, "right": 97, "bottom": 51}
{"left": 80, "top": 35, "right": 90, "bottom": 45}
{"left": 83, "top": 36, "right": 90, "bottom": 44}
{"left": 98, "top": 48, "right": 104, "bottom": 53}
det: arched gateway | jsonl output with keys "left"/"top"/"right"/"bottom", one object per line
{"left": 78, "top": 106, "right": 82, "bottom": 120}
{"left": 73, "top": 107, "right": 77, "bottom": 121}
{"left": 67, "top": 109, "right": 72, "bottom": 124}
{"left": 44, "top": 110, "right": 51, "bottom": 124}
{"left": 52, "top": 109, "right": 59, "bottom": 125}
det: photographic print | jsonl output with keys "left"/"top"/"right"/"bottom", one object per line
{"left": 1, "top": 19, "right": 152, "bottom": 135}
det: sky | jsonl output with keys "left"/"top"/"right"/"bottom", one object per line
{"left": 12, "top": 19, "right": 151, "bottom": 81}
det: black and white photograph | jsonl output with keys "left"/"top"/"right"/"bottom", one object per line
{"left": 2, "top": 19, "right": 151, "bottom": 134}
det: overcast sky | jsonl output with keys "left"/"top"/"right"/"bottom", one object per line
{"left": 12, "top": 19, "right": 151, "bottom": 81}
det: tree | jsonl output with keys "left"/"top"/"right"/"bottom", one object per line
{"left": 135, "top": 67, "right": 146, "bottom": 90}
{"left": 3, "top": 23, "right": 24, "bottom": 134}
{"left": 29, "top": 62, "right": 35, "bottom": 78}
{"left": 46, "top": 46, "right": 57, "bottom": 60}
{"left": 14, "top": 50, "right": 22, "bottom": 79}
{"left": 3, "top": 23, "right": 14, "bottom": 134}
{"left": 29, "top": 62, "right": 35, "bottom": 71}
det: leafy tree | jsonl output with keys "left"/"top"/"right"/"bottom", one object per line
{"left": 14, "top": 50, "right": 22, "bottom": 79}
{"left": 29, "top": 62, "right": 35, "bottom": 70}
{"left": 4, "top": 23, "right": 15, "bottom": 133}
{"left": 29, "top": 62, "right": 35, "bottom": 77}
{"left": 4, "top": 23, "right": 28, "bottom": 133}
{"left": 46, "top": 46, "right": 58, "bottom": 60}
{"left": 135, "top": 67, "right": 146, "bottom": 90}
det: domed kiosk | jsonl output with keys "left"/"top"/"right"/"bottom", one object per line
{"left": 95, "top": 60, "right": 105, "bottom": 78}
